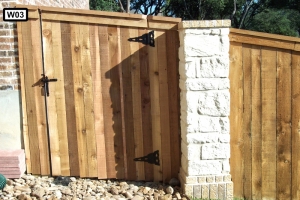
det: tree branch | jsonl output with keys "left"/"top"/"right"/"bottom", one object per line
{"left": 239, "top": 0, "right": 254, "bottom": 29}
{"left": 230, "top": 0, "right": 237, "bottom": 21}
{"left": 119, "top": 0, "right": 126, "bottom": 12}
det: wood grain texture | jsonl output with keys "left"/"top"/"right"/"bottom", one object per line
{"left": 17, "top": 21, "right": 31, "bottom": 173}
{"left": 61, "top": 22, "right": 80, "bottom": 176}
{"left": 108, "top": 26, "right": 125, "bottom": 179}
{"left": 21, "top": 20, "right": 42, "bottom": 175}
{"left": 31, "top": 19, "right": 51, "bottom": 176}
{"left": 120, "top": 27, "right": 135, "bottom": 180}
{"left": 242, "top": 44, "right": 252, "bottom": 199}
{"left": 41, "top": 13, "right": 148, "bottom": 28}
{"left": 70, "top": 23, "right": 88, "bottom": 177}
{"left": 229, "top": 41, "right": 243, "bottom": 198}
{"left": 148, "top": 29, "right": 162, "bottom": 182}
{"left": 80, "top": 24, "right": 98, "bottom": 177}
{"left": 276, "top": 49, "right": 292, "bottom": 199}
{"left": 156, "top": 30, "right": 171, "bottom": 183}
{"left": 99, "top": 25, "right": 116, "bottom": 178}
{"left": 292, "top": 51, "right": 300, "bottom": 200}
{"left": 139, "top": 29, "right": 153, "bottom": 181}
{"left": 166, "top": 30, "right": 180, "bottom": 179}
{"left": 90, "top": 24, "right": 107, "bottom": 179}
{"left": 51, "top": 21, "right": 70, "bottom": 176}
{"left": 261, "top": 47, "right": 277, "bottom": 199}
{"left": 251, "top": 45, "right": 262, "bottom": 200}
{"left": 129, "top": 28, "right": 145, "bottom": 181}
{"left": 43, "top": 21, "right": 61, "bottom": 176}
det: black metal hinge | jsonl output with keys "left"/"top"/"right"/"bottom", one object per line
{"left": 41, "top": 74, "right": 57, "bottom": 97}
{"left": 128, "top": 30, "right": 155, "bottom": 47}
{"left": 134, "top": 150, "right": 160, "bottom": 165}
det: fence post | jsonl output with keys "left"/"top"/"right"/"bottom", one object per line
{"left": 178, "top": 20, "right": 233, "bottom": 199}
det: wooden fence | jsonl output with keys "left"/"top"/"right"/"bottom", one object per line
{"left": 17, "top": 5, "right": 181, "bottom": 182}
{"left": 229, "top": 28, "right": 300, "bottom": 199}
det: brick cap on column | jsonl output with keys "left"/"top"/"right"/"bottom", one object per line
{"left": 179, "top": 20, "right": 231, "bottom": 29}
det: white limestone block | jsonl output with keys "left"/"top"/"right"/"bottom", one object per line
{"left": 185, "top": 132, "right": 219, "bottom": 144}
{"left": 219, "top": 117, "right": 230, "bottom": 134}
{"left": 222, "top": 160, "right": 230, "bottom": 173}
{"left": 179, "top": 61, "right": 196, "bottom": 79}
{"left": 198, "top": 90, "right": 230, "bottom": 117}
{"left": 220, "top": 28, "right": 230, "bottom": 36}
{"left": 183, "top": 34, "right": 221, "bottom": 57}
{"left": 219, "top": 134, "right": 230, "bottom": 143}
{"left": 196, "top": 57, "right": 229, "bottom": 78}
{"left": 180, "top": 91, "right": 199, "bottom": 114}
{"left": 181, "top": 140, "right": 201, "bottom": 161}
{"left": 198, "top": 116, "right": 221, "bottom": 132}
{"left": 201, "top": 143, "right": 230, "bottom": 159}
{"left": 180, "top": 78, "right": 229, "bottom": 91}
{"left": 184, "top": 159, "right": 222, "bottom": 176}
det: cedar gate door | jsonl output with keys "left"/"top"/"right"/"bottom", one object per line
{"left": 17, "top": 5, "right": 181, "bottom": 182}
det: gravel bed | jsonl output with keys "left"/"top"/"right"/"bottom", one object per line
{"left": 0, "top": 174, "right": 188, "bottom": 200}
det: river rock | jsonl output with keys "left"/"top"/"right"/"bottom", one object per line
{"left": 165, "top": 186, "right": 174, "bottom": 195}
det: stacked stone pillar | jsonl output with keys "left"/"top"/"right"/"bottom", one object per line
{"left": 178, "top": 20, "right": 233, "bottom": 199}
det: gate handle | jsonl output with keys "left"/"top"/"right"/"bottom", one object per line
{"left": 41, "top": 74, "right": 57, "bottom": 97}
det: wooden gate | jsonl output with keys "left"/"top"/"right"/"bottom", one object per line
{"left": 17, "top": 5, "right": 181, "bottom": 182}
{"left": 229, "top": 28, "right": 300, "bottom": 199}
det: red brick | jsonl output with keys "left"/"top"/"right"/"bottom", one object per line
{"left": 0, "top": 37, "right": 14, "bottom": 43}
{"left": 0, "top": 64, "right": 17, "bottom": 70}
{"left": 7, "top": 50, "right": 17, "bottom": 56}
{"left": 0, "top": 30, "right": 11, "bottom": 36}
{"left": 0, "top": 51, "right": 6, "bottom": 56}
{"left": 0, "top": 79, "right": 11, "bottom": 84}
{"left": 0, "top": 57, "right": 11, "bottom": 63}
{"left": 0, "top": 71, "right": 12, "bottom": 77}
{"left": 0, "top": 44, "right": 12, "bottom": 50}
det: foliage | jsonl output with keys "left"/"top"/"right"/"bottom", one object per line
{"left": 89, "top": 0, "right": 300, "bottom": 37}
{"left": 248, "top": 8, "right": 300, "bottom": 37}
{"left": 89, "top": 0, "right": 121, "bottom": 12}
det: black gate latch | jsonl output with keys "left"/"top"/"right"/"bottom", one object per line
{"left": 41, "top": 74, "right": 57, "bottom": 97}
{"left": 134, "top": 150, "right": 160, "bottom": 165}
{"left": 128, "top": 30, "right": 155, "bottom": 47}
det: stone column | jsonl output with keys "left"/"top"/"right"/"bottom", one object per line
{"left": 178, "top": 20, "right": 233, "bottom": 200}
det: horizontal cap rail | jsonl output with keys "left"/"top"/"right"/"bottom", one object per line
{"left": 230, "top": 28, "right": 300, "bottom": 52}
{"left": 15, "top": 4, "right": 181, "bottom": 30}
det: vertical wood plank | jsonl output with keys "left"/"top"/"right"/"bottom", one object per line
{"left": 17, "top": 21, "right": 31, "bottom": 173}
{"left": 51, "top": 21, "right": 70, "bottom": 176}
{"left": 148, "top": 29, "right": 162, "bottom": 181}
{"left": 70, "top": 23, "right": 88, "bottom": 177}
{"left": 242, "top": 44, "right": 252, "bottom": 199}
{"left": 80, "top": 23, "right": 98, "bottom": 177}
{"left": 23, "top": 20, "right": 41, "bottom": 175}
{"left": 251, "top": 45, "right": 262, "bottom": 200}
{"left": 43, "top": 21, "right": 61, "bottom": 176}
{"left": 276, "top": 49, "right": 292, "bottom": 199}
{"left": 61, "top": 22, "right": 80, "bottom": 176}
{"left": 120, "top": 27, "right": 136, "bottom": 180}
{"left": 166, "top": 30, "right": 180, "bottom": 179}
{"left": 157, "top": 30, "right": 171, "bottom": 183}
{"left": 229, "top": 41, "right": 243, "bottom": 198}
{"left": 108, "top": 26, "right": 125, "bottom": 179}
{"left": 129, "top": 28, "right": 145, "bottom": 180}
{"left": 31, "top": 19, "right": 50, "bottom": 176}
{"left": 99, "top": 25, "right": 116, "bottom": 178}
{"left": 139, "top": 28, "right": 153, "bottom": 181}
{"left": 90, "top": 24, "right": 107, "bottom": 179}
{"left": 292, "top": 51, "right": 300, "bottom": 200}
{"left": 261, "top": 47, "right": 277, "bottom": 199}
